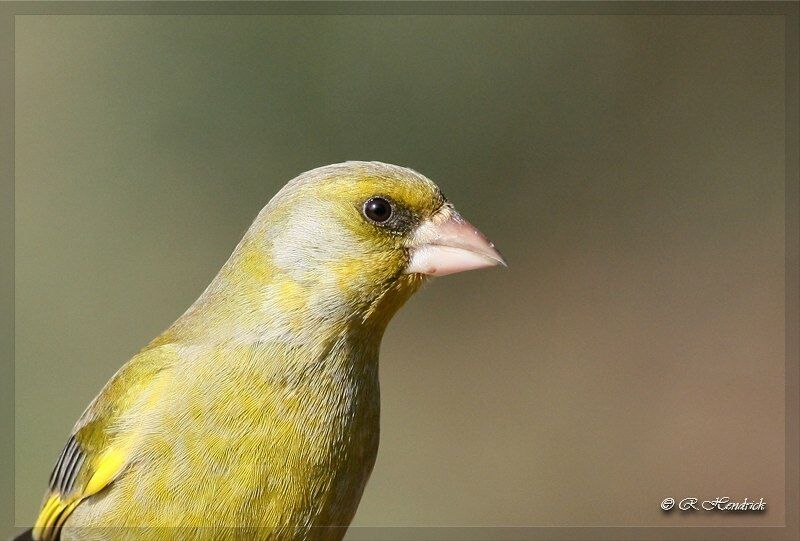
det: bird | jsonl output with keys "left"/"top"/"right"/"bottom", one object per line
{"left": 20, "top": 161, "right": 506, "bottom": 541}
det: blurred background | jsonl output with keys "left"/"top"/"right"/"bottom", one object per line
{"left": 13, "top": 14, "right": 785, "bottom": 533}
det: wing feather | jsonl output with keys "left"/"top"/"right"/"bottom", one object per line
{"left": 50, "top": 436, "right": 82, "bottom": 495}
{"left": 32, "top": 344, "right": 177, "bottom": 541}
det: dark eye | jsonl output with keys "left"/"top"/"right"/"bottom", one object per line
{"left": 363, "top": 197, "right": 393, "bottom": 223}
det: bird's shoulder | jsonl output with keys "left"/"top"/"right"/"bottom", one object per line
{"left": 32, "top": 343, "right": 179, "bottom": 540}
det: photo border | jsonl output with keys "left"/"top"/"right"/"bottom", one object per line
{"left": 1, "top": 2, "right": 797, "bottom": 540}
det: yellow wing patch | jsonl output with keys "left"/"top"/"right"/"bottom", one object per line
{"left": 32, "top": 445, "right": 129, "bottom": 541}
{"left": 32, "top": 494, "right": 80, "bottom": 541}
{"left": 84, "top": 447, "right": 127, "bottom": 496}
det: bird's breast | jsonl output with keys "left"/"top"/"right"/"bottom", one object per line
{"left": 191, "top": 341, "right": 381, "bottom": 533}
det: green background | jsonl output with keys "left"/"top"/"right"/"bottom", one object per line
{"left": 14, "top": 14, "right": 786, "bottom": 532}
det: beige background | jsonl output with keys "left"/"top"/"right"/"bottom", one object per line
{"left": 14, "top": 14, "right": 785, "bottom": 530}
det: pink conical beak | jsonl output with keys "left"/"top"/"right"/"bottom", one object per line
{"left": 405, "top": 207, "right": 506, "bottom": 277}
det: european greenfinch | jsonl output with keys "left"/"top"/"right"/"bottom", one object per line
{"left": 26, "top": 162, "right": 505, "bottom": 541}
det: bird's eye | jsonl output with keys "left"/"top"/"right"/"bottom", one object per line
{"left": 363, "top": 197, "right": 393, "bottom": 223}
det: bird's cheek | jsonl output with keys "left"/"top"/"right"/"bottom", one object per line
{"left": 330, "top": 253, "right": 404, "bottom": 294}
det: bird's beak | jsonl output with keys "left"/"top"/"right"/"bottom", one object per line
{"left": 404, "top": 205, "right": 507, "bottom": 277}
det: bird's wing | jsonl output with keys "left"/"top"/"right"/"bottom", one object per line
{"left": 32, "top": 344, "right": 176, "bottom": 541}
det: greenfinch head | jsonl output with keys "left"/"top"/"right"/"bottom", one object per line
{"left": 222, "top": 161, "right": 505, "bottom": 331}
